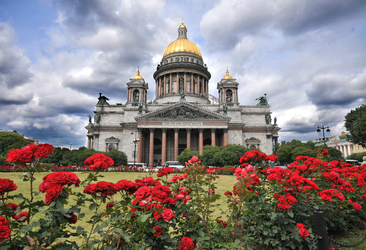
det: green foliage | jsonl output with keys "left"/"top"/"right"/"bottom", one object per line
{"left": 105, "top": 149, "right": 127, "bottom": 166}
{"left": 41, "top": 147, "right": 68, "bottom": 164}
{"left": 201, "top": 145, "right": 221, "bottom": 166}
{"left": 291, "top": 147, "right": 316, "bottom": 161}
{"left": 0, "top": 132, "right": 29, "bottom": 165}
{"left": 276, "top": 140, "right": 343, "bottom": 165}
{"left": 201, "top": 144, "right": 250, "bottom": 167}
{"left": 345, "top": 104, "right": 366, "bottom": 147}
{"left": 177, "top": 148, "right": 200, "bottom": 165}
{"left": 347, "top": 151, "right": 366, "bottom": 162}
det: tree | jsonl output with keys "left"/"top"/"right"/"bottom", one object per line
{"left": 106, "top": 149, "right": 128, "bottom": 166}
{"left": 345, "top": 104, "right": 366, "bottom": 147}
{"left": 276, "top": 140, "right": 303, "bottom": 165}
{"left": 201, "top": 145, "right": 221, "bottom": 167}
{"left": 275, "top": 140, "right": 343, "bottom": 165}
{"left": 0, "top": 132, "right": 30, "bottom": 165}
{"left": 177, "top": 148, "right": 200, "bottom": 165}
{"left": 0, "top": 131, "right": 29, "bottom": 155}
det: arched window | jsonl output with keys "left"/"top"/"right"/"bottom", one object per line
{"left": 226, "top": 89, "right": 233, "bottom": 102}
{"left": 133, "top": 90, "right": 140, "bottom": 102}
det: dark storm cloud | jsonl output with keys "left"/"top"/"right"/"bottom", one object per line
{"left": 278, "top": 0, "right": 366, "bottom": 35}
{"left": 0, "top": 97, "right": 33, "bottom": 105}
{"left": 306, "top": 71, "right": 366, "bottom": 107}
{"left": 201, "top": 0, "right": 366, "bottom": 51}
{"left": 0, "top": 23, "right": 33, "bottom": 88}
{"left": 53, "top": 0, "right": 120, "bottom": 34}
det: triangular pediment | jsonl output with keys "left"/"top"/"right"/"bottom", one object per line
{"left": 135, "top": 102, "right": 231, "bottom": 122}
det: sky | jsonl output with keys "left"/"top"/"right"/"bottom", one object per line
{"left": 0, "top": 0, "right": 365, "bottom": 149}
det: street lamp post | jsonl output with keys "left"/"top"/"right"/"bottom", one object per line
{"left": 133, "top": 138, "right": 139, "bottom": 165}
{"left": 317, "top": 126, "right": 331, "bottom": 146}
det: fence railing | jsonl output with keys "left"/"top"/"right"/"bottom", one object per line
{"left": 312, "top": 208, "right": 366, "bottom": 249}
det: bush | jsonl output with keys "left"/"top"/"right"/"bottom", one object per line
{"left": 1, "top": 146, "right": 366, "bottom": 249}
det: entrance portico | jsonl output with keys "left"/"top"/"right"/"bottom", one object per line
{"left": 135, "top": 101, "right": 230, "bottom": 166}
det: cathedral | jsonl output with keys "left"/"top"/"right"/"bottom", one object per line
{"left": 86, "top": 23, "right": 280, "bottom": 166}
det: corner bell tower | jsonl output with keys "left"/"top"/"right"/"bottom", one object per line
{"left": 126, "top": 69, "right": 148, "bottom": 105}
{"left": 217, "top": 68, "right": 239, "bottom": 105}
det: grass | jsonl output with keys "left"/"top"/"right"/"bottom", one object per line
{"left": 1, "top": 172, "right": 236, "bottom": 246}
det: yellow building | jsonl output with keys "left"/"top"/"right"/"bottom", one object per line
{"left": 326, "top": 132, "right": 366, "bottom": 158}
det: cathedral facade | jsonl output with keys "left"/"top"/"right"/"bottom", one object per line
{"left": 86, "top": 23, "right": 280, "bottom": 166}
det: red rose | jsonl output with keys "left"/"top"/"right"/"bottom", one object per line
{"left": 45, "top": 185, "right": 63, "bottom": 205}
{"left": 135, "top": 186, "right": 151, "bottom": 201}
{"left": 224, "top": 191, "right": 232, "bottom": 196}
{"left": 296, "top": 223, "right": 305, "bottom": 229}
{"left": 6, "top": 203, "right": 18, "bottom": 211}
{"left": 162, "top": 208, "right": 175, "bottom": 221}
{"left": 153, "top": 225, "right": 163, "bottom": 237}
{"left": 0, "top": 216, "right": 11, "bottom": 242}
{"left": 0, "top": 179, "right": 18, "bottom": 195}
{"left": 6, "top": 148, "right": 34, "bottom": 163}
{"left": 13, "top": 212, "right": 28, "bottom": 223}
{"left": 298, "top": 227, "right": 309, "bottom": 239}
{"left": 84, "top": 154, "right": 114, "bottom": 171}
{"left": 34, "top": 143, "right": 54, "bottom": 159}
{"left": 353, "top": 202, "right": 362, "bottom": 211}
{"left": 65, "top": 213, "right": 77, "bottom": 224}
{"left": 178, "top": 236, "right": 195, "bottom": 250}
{"left": 154, "top": 211, "right": 163, "bottom": 221}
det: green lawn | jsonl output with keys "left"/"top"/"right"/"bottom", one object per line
{"left": 1, "top": 172, "right": 236, "bottom": 245}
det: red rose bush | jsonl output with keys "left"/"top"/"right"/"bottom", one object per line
{"left": 1, "top": 147, "right": 366, "bottom": 249}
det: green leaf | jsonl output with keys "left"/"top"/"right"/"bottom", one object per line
{"left": 89, "top": 202, "right": 97, "bottom": 211}
{"left": 139, "top": 213, "right": 151, "bottom": 223}
{"left": 19, "top": 224, "right": 33, "bottom": 233}
{"left": 288, "top": 211, "right": 294, "bottom": 218}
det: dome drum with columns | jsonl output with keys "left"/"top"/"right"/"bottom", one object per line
{"left": 86, "top": 23, "right": 280, "bottom": 166}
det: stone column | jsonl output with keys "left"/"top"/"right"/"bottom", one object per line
{"left": 199, "top": 129, "right": 203, "bottom": 155}
{"left": 170, "top": 74, "right": 172, "bottom": 94}
{"left": 186, "top": 129, "right": 191, "bottom": 149}
{"left": 155, "top": 80, "right": 159, "bottom": 99}
{"left": 191, "top": 73, "right": 194, "bottom": 93}
{"left": 174, "top": 129, "right": 179, "bottom": 161}
{"left": 211, "top": 129, "right": 216, "bottom": 146}
{"left": 87, "top": 136, "right": 91, "bottom": 149}
{"left": 163, "top": 75, "right": 166, "bottom": 95}
{"left": 347, "top": 144, "right": 351, "bottom": 156}
{"left": 149, "top": 129, "right": 154, "bottom": 166}
{"left": 223, "top": 129, "right": 228, "bottom": 146}
{"left": 223, "top": 89, "right": 226, "bottom": 102}
{"left": 184, "top": 73, "right": 187, "bottom": 93}
{"left": 177, "top": 73, "right": 180, "bottom": 93}
{"left": 197, "top": 75, "right": 200, "bottom": 94}
{"left": 159, "top": 78, "right": 162, "bottom": 97}
{"left": 137, "top": 129, "right": 143, "bottom": 163}
{"left": 219, "top": 89, "right": 221, "bottom": 103}
{"left": 162, "top": 129, "right": 167, "bottom": 164}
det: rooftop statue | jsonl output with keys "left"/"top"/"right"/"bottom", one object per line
{"left": 256, "top": 93, "right": 269, "bottom": 106}
{"left": 97, "top": 93, "right": 109, "bottom": 106}
{"left": 223, "top": 103, "right": 228, "bottom": 114}
{"left": 180, "top": 91, "right": 186, "bottom": 100}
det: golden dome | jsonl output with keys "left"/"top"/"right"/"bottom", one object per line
{"left": 162, "top": 23, "right": 202, "bottom": 58}
{"left": 132, "top": 69, "right": 143, "bottom": 79}
{"left": 163, "top": 38, "right": 202, "bottom": 58}
{"left": 223, "top": 68, "right": 233, "bottom": 79}
{"left": 179, "top": 22, "right": 186, "bottom": 29}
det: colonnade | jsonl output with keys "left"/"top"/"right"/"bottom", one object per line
{"left": 136, "top": 128, "right": 228, "bottom": 166}
{"left": 155, "top": 73, "right": 209, "bottom": 98}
